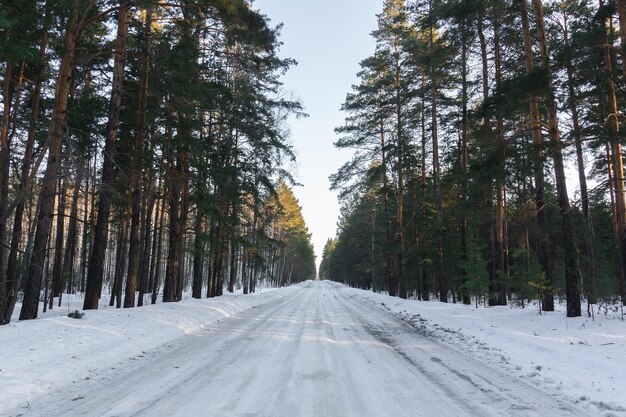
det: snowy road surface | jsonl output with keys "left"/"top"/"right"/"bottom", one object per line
{"left": 11, "top": 281, "right": 584, "bottom": 417}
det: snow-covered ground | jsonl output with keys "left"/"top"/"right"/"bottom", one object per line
{"left": 348, "top": 287, "right": 626, "bottom": 416}
{"left": 0, "top": 281, "right": 623, "bottom": 416}
{"left": 0, "top": 286, "right": 291, "bottom": 415}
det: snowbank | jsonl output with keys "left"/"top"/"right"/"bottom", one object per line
{"left": 0, "top": 286, "right": 297, "bottom": 415}
{"left": 346, "top": 286, "right": 626, "bottom": 416}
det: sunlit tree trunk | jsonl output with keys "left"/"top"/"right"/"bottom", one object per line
{"left": 51, "top": 163, "right": 68, "bottom": 301}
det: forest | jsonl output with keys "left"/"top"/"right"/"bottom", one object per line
{"left": 0, "top": 0, "right": 316, "bottom": 325}
{"left": 320, "top": 0, "right": 626, "bottom": 318}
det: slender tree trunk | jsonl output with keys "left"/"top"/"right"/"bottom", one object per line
{"left": 59, "top": 159, "right": 84, "bottom": 306}
{"left": 108, "top": 224, "right": 120, "bottom": 307}
{"left": 0, "top": 60, "right": 14, "bottom": 321}
{"left": 460, "top": 16, "right": 470, "bottom": 305}
{"left": 80, "top": 157, "right": 95, "bottom": 293}
{"left": 152, "top": 193, "right": 165, "bottom": 304}
{"left": 192, "top": 210, "right": 204, "bottom": 299}
{"left": 493, "top": 7, "right": 507, "bottom": 306}
{"left": 211, "top": 228, "right": 226, "bottom": 297}
{"left": 206, "top": 221, "right": 215, "bottom": 298}
{"left": 113, "top": 217, "right": 129, "bottom": 308}
{"left": 177, "top": 175, "right": 189, "bottom": 302}
{"left": 420, "top": 89, "right": 430, "bottom": 301}
{"left": 164, "top": 128, "right": 181, "bottom": 303}
{"left": 394, "top": 36, "right": 407, "bottom": 299}
{"left": 228, "top": 195, "right": 238, "bottom": 294}
{"left": 137, "top": 190, "right": 155, "bottom": 307}
{"left": 229, "top": 230, "right": 237, "bottom": 293}
{"left": 147, "top": 191, "right": 161, "bottom": 294}
{"left": 125, "top": 7, "right": 151, "bottom": 309}
{"left": 51, "top": 164, "right": 68, "bottom": 300}
{"left": 84, "top": 0, "right": 130, "bottom": 310}
{"left": 43, "top": 229, "right": 54, "bottom": 313}
{"left": 242, "top": 248, "right": 249, "bottom": 295}
{"left": 519, "top": 0, "right": 554, "bottom": 312}
{"left": 429, "top": 1, "right": 446, "bottom": 303}
{"left": 379, "top": 116, "right": 395, "bottom": 297}
{"left": 478, "top": 10, "right": 497, "bottom": 307}
{"left": 249, "top": 187, "right": 259, "bottom": 294}
{"left": 563, "top": 12, "right": 596, "bottom": 307}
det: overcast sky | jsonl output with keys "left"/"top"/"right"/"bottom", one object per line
{"left": 252, "top": 0, "right": 383, "bottom": 268}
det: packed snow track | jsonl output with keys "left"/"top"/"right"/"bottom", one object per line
{"left": 11, "top": 281, "right": 584, "bottom": 417}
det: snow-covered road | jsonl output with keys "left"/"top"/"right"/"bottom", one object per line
{"left": 11, "top": 281, "right": 585, "bottom": 417}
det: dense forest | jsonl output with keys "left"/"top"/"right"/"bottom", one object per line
{"left": 0, "top": 0, "right": 316, "bottom": 325}
{"left": 320, "top": 0, "right": 626, "bottom": 317}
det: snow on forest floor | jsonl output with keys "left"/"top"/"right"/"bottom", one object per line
{"left": 0, "top": 286, "right": 291, "bottom": 415}
{"left": 347, "top": 287, "right": 626, "bottom": 416}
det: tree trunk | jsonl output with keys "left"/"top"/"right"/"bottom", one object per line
{"left": 519, "top": 0, "right": 554, "bottom": 312}
{"left": 177, "top": 176, "right": 189, "bottom": 301}
{"left": 59, "top": 158, "right": 84, "bottom": 306}
{"left": 600, "top": 0, "right": 626, "bottom": 307}
{"left": 229, "top": 229, "right": 237, "bottom": 293}
{"left": 164, "top": 144, "right": 181, "bottom": 303}
{"left": 151, "top": 193, "right": 165, "bottom": 304}
{"left": 394, "top": 35, "right": 407, "bottom": 299}
{"left": 147, "top": 191, "right": 161, "bottom": 295}
{"left": 192, "top": 210, "right": 205, "bottom": 299}
{"left": 429, "top": 1, "right": 446, "bottom": 303}
{"left": 51, "top": 164, "right": 68, "bottom": 300}
{"left": 0, "top": 60, "right": 14, "bottom": 322}
{"left": 137, "top": 190, "right": 155, "bottom": 307}
{"left": 563, "top": 12, "right": 596, "bottom": 307}
{"left": 531, "top": 0, "right": 581, "bottom": 317}
{"left": 478, "top": 10, "right": 497, "bottom": 308}
{"left": 83, "top": 0, "right": 130, "bottom": 310}
{"left": 1, "top": 26, "right": 47, "bottom": 324}
{"left": 459, "top": 16, "right": 470, "bottom": 305}
{"left": 125, "top": 6, "right": 151, "bottom": 309}
{"left": 420, "top": 87, "right": 430, "bottom": 302}
{"left": 493, "top": 6, "right": 507, "bottom": 306}
{"left": 249, "top": 187, "right": 259, "bottom": 294}
{"left": 112, "top": 216, "right": 129, "bottom": 308}
{"left": 20, "top": 2, "right": 82, "bottom": 320}
{"left": 380, "top": 116, "right": 395, "bottom": 297}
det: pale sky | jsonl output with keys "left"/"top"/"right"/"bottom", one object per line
{"left": 253, "top": 0, "right": 383, "bottom": 268}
